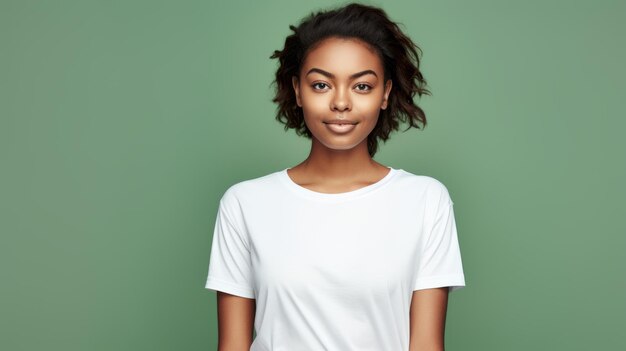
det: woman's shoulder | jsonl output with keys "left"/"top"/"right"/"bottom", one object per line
{"left": 394, "top": 168, "right": 449, "bottom": 190}
{"left": 392, "top": 169, "right": 454, "bottom": 205}
{"left": 219, "top": 168, "right": 286, "bottom": 203}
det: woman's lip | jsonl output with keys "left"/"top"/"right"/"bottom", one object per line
{"left": 325, "top": 119, "right": 357, "bottom": 124}
{"left": 324, "top": 122, "right": 357, "bottom": 134}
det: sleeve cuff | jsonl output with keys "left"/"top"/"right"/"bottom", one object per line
{"left": 413, "top": 274, "right": 466, "bottom": 293}
{"left": 205, "top": 276, "right": 255, "bottom": 299}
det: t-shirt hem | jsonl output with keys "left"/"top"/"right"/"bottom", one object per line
{"left": 413, "top": 274, "right": 466, "bottom": 293}
{"left": 205, "top": 276, "right": 255, "bottom": 299}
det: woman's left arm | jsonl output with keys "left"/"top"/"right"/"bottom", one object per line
{"left": 409, "top": 287, "right": 449, "bottom": 351}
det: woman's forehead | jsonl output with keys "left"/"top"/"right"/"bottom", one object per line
{"left": 301, "top": 37, "right": 384, "bottom": 77}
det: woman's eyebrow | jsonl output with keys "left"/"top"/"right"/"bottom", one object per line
{"left": 305, "top": 68, "right": 377, "bottom": 80}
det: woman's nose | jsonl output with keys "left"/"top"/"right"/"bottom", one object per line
{"left": 331, "top": 88, "right": 351, "bottom": 111}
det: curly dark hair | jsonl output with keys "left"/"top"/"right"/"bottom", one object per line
{"left": 269, "top": 2, "right": 431, "bottom": 157}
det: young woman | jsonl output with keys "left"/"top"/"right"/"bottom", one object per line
{"left": 205, "top": 3, "right": 466, "bottom": 350}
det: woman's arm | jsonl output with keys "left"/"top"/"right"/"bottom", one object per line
{"left": 216, "top": 291, "right": 256, "bottom": 351}
{"left": 409, "top": 287, "right": 449, "bottom": 351}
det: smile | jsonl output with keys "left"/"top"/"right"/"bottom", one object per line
{"left": 324, "top": 122, "right": 357, "bottom": 134}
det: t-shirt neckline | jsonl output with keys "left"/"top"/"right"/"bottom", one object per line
{"left": 279, "top": 166, "right": 399, "bottom": 201}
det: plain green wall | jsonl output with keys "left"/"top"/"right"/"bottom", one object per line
{"left": 1, "top": 0, "right": 624, "bottom": 350}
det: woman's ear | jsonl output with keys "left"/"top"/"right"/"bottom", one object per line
{"left": 381, "top": 79, "right": 392, "bottom": 110}
{"left": 292, "top": 76, "right": 302, "bottom": 107}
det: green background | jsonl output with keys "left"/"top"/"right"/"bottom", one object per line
{"left": 1, "top": 0, "right": 624, "bottom": 350}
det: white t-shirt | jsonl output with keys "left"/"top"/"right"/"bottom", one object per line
{"left": 205, "top": 167, "right": 466, "bottom": 350}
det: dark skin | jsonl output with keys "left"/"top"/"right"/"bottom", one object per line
{"left": 217, "top": 36, "right": 449, "bottom": 351}
{"left": 289, "top": 36, "right": 392, "bottom": 190}
{"left": 216, "top": 292, "right": 255, "bottom": 350}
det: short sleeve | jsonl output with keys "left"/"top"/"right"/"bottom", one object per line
{"left": 204, "top": 191, "right": 255, "bottom": 299}
{"left": 413, "top": 181, "right": 466, "bottom": 293}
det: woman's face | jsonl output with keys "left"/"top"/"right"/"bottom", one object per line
{"left": 292, "top": 37, "right": 392, "bottom": 153}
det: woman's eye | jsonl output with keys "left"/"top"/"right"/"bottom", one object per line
{"left": 355, "top": 84, "right": 372, "bottom": 92}
{"left": 312, "top": 82, "right": 328, "bottom": 90}
{"left": 311, "top": 82, "right": 371, "bottom": 91}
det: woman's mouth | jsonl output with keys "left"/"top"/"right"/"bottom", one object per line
{"left": 323, "top": 122, "right": 357, "bottom": 134}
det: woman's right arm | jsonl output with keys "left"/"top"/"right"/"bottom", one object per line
{"left": 216, "top": 291, "right": 256, "bottom": 351}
